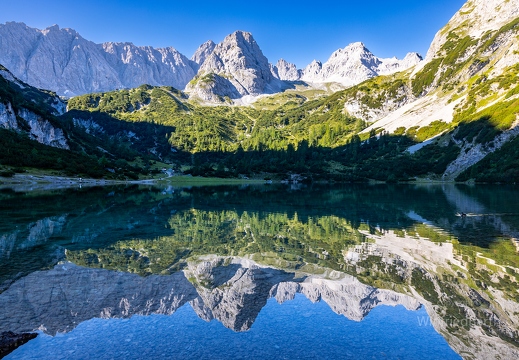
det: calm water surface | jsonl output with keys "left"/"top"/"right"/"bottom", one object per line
{"left": 0, "top": 183, "right": 518, "bottom": 359}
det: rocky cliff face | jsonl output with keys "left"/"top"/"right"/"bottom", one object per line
{"left": 0, "top": 22, "right": 196, "bottom": 96}
{"left": 424, "top": 0, "right": 519, "bottom": 64}
{"left": 185, "top": 31, "right": 274, "bottom": 101}
{"left": 0, "top": 102, "right": 18, "bottom": 130}
{"left": 18, "top": 108, "right": 69, "bottom": 149}
{"left": 0, "top": 99, "right": 69, "bottom": 150}
{"left": 0, "top": 67, "right": 69, "bottom": 149}
{"left": 191, "top": 40, "right": 216, "bottom": 67}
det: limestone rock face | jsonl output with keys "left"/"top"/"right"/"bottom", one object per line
{"left": 0, "top": 22, "right": 197, "bottom": 96}
{"left": 186, "top": 31, "right": 273, "bottom": 100}
{"left": 101, "top": 42, "right": 197, "bottom": 92}
{"left": 0, "top": 102, "right": 18, "bottom": 130}
{"left": 0, "top": 67, "right": 69, "bottom": 148}
{"left": 191, "top": 40, "right": 216, "bottom": 66}
{"left": 185, "top": 73, "right": 243, "bottom": 102}
{"left": 18, "top": 108, "right": 69, "bottom": 149}
{"left": 0, "top": 100, "right": 69, "bottom": 150}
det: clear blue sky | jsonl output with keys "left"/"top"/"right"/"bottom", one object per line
{"left": 0, "top": 0, "right": 466, "bottom": 68}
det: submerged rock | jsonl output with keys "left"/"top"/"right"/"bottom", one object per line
{"left": 0, "top": 331, "right": 37, "bottom": 358}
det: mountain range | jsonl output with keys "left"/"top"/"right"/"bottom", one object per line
{"left": 0, "top": 21, "right": 421, "bottom": 100}
{"left": 1, "top": 0, "right": 519, "bottom": 184}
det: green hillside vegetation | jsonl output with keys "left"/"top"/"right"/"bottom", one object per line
{"left": 0, "top": 128, "right": 106, "bottom": 178}
{"left": 0, "top": 70, "right": 164, "bottom": 179}
{"left": 67, "top": 84, "right": 465, "bottom": 181}
{"left": 68, "top": 85, "right": 366, "bottom": 152}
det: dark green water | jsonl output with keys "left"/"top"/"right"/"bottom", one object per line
{"left": 0, "top": 183, "right": 518, "bottom": 359}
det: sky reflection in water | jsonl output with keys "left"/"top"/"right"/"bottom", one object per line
{"left": 8, "top": 295, "right": 459, "bottom": 360}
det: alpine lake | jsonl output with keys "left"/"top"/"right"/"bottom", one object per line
{"left": 1, "top": 183, "right": 518, "bottom": 360}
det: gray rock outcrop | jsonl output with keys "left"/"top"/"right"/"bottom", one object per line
{"left": 271, "top": 59, "right": 302, "bottom": 81}
{"left": 0, "top": 98, "right": 69, "bottom": 149}
{"left": 191, "top": 40, "right": 216, "bottom": 67}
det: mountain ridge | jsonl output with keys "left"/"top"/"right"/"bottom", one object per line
{"left": 0, "top": 22, "right": 421, "bottom": 101}
{"left": 0, "top": 21, "right": 197, "bottom": 96}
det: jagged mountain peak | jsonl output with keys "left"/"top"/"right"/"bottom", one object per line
{"left": 225, "top": 30, "right": 255, "bottom": 43}
{"left": 191, "top": 40, "right": 216, "bottom": 65}
{"left": 41, "top": 24, "right": 61, "bottom": 33}
{"left": 340, "top": 41, "right": 368, "bottom": 51}
{"left": 186, "top": 29, "right": 273, "bottom": 102}
{"left": 211, "top": 30, "right": 266, "bottom": 65}
{"left": 403, "top": 52, "right": 423, "bottom": 62}
{"left": 272, "top": 58, "right": 302, "bottom": 81}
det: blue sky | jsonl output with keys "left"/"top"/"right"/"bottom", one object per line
{"left": 0, "top": 0, "right": 466, "bottom": 68}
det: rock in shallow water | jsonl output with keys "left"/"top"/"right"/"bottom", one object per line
{"left": 0, "top": 331, "right": 37, "bottom": 359}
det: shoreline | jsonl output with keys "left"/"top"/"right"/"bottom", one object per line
{"left": 0, "top": 173, "right": 499, "bottom": 192}
{"left": 0, "top": 174, "right": 266, "bottom": 191}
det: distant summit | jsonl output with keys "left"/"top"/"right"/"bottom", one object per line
{"left": 270, "top": 42, "right": 422, "bottom": 87}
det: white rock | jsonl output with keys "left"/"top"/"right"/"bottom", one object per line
{"left": 18, "top": 108, "right": 69, "bottom": 149}
{"left": 424, "top": 0, "right": 519, "bottom": 64}
{"left": 0, "top": 102, "right": 18, "bottom": 130}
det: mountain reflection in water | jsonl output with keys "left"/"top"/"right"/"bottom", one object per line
{"left": 0, "top": 183, "right": 518, "bottom": 359}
